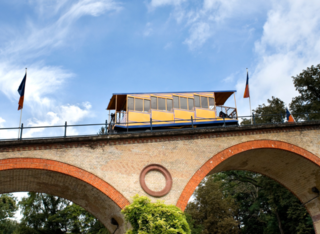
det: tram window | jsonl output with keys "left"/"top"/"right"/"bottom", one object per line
{"left": 209, "top": 98, "right": 215, "bottom": 110}
{"left": 158, "top": 98, "right": 166, "bottom": 110}
{"left": 167, "top": 99, "right": 173, "bottom": 111}
{"left": 180, "top": 97, "right": 188, "bottom": 110}
{"left": 173, "top": 96, "right": 179, "bottom": 108}
{"left": 201, "top": 96, "right": 208, "bottom": 108}
{"left": 194, "top": 95, "right": 200, "bottom": 107}
{"left": 144, "top": 100, "right": 150, "bottom": 112}
{"left": 151, "top": 97, "right": 157, "bottom": 109}
{"left": 128, "top": 97, "right": 134, "bottom": 111}
{"left": 135, "top": 98, "right": 143, "bottom": 111}
{"left": 188, "top": 98, "right": 194, "bottom": 110}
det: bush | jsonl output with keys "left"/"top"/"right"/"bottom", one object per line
{"left": 121, "top": 195, "right": 191, "bottom": 234}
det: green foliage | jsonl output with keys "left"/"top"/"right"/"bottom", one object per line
{"left": 240, "top": 96, "right": 286, "bottom": 125}
{"left": 0, "top": 194, "right": 17, "bottom": 221}
{"left": 18, "top": 192, "right": 109, "bottom": 234}
{"left": 185, "top": 214, "right": 202, "bottom": 234}
{"left": 0, "top": 194, "right": 19, "bottom": 234}
{"left": 290, "top": 64, "right": 320, "bottom": 121}
{"left": 185, "top": 177, "right": 239, "bottom": 234}
{"left": 252, "top": 96, "right": 286, "bottom": 124}
{"left": 121, "top": 195, "right": 191, "bottom": 234}
{"left": 97, "top": 127, "right": 107, "bottom": 135}
{"left": 186, "top": 172, "right": 314, "bottom": 234}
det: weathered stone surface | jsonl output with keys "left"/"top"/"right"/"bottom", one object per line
{"left": 1, "top": 122, "right": 320, "bottom": 233}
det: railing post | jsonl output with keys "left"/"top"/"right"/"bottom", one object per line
{"left": 105, "top": 120, "right": 108, "bottom": 135}
{"left": 64, "top": 121, "right": 67, "bottom": 138}
{"left": 252, "top": 113, "right": 255, "bottom": 125}
{"left": 127, "top": 120, "right": 129, "bottom": 133}
{"left": 20, "top": 123, "right": 23, "bottom": 140}
{"left": 307, "top": 112, "right": 310, "bottom": 122}
{"left": 280, "top": 112, "right": 284, "bottom": 123}
{"left": 150, "top": 118, "right": 153, "bottom": 132}
{"left": 191, "top": 116, "right": 194, "bottom": 129}
{"left": 223, "top": 116, "right": 226, "bottom": 127}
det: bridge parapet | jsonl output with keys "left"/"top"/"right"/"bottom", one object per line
{"left": 1, "top": 121, "right": 320, "bottom": 147}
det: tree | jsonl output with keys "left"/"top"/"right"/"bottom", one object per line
{"left": 0, "top": 194, "right": 19, "bottom": 234}
{"left": 290, "top": 64, "right": 320, "bottom": 121}
{"left": 122, "top": 195, "right": 191, "bottom": 234}
{"left": 217, "top": 171, "right": 314, "bottom": 234}
{"left": 18, "top": 192, "right": 109, "bottom": 234}
{"left": 185, "top": 171, "right": 314, "bottom": 234}
{"left": 241, "top": 96, "right": 286, "bottom": 125}
{"left": 97, "top": 127, "right": 107, "bottom": 135}
{"left": 185, "top": 176, "right": 239, "bottom": 234}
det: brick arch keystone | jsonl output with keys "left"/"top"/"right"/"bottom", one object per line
{"left": 0, "top": 158, "right": 130, "bottom": 209}
{"left": 176, "top": 140, "right": 320, "bottom": 211}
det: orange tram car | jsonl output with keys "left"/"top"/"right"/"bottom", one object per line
{"left": 106, "top": 91, "right": 238, "bottom": 131}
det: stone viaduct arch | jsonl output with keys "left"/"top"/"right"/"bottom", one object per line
{"left": 1, "top": 122, "right": 320, "bottom": 233}
{"left": 177, "top": 140, "right": 320, "bottom": 232}
{"left": 0, "top": 158, "right": 129, "bottom": 233}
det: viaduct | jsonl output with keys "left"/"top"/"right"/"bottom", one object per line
{"left": 1, "top": 122, "right": 320, "bottom": 233}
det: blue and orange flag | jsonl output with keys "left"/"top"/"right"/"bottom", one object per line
{"left": 286, "top": 108, "right": 294, "bottom": 123}
{"left": 243, "top": 71, "right": 250, "bottom": 98}
{"left": 17, "top": 73, "right": 27, "bottom": 110}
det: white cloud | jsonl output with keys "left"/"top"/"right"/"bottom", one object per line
{"left": 0, "top": 117, "right": 5, "bottom": 125}
{"left": 144, "top": 22, "right": 153, "bottom": 36}
{"left": 1, "top": 0, "right": 121, "bottom": 59}
{"left": 23, "top": 102, "right": 93, "bottom": 138}
{"left": 0, "top": 0, "right": 118, "bottom": 137}
{"left": 0, "top": 117, "right": 18, "bottom": 140}
{"left": 149, "top": 0, "right": 185, "bottom": 8}
{"left": 236, "top": 0, "right": 320, "bottom": 111}
{"left": 149, "top": 0, "right": 269, "bottom": 49}
{"left": 184, "top": 21, "right": 212, "bottom": 49}
{"left": 0, "top": 63, "right": 73, "bottom": 105}
{"left": 164, "top": 42, "right": 173, "bottom": 49}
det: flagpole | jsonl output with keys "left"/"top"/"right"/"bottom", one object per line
{"left": 247, "top": 68, "right": 253, "bottom": 124}
{"left": 18, "top": 68, "right": 27, "bottom": 138}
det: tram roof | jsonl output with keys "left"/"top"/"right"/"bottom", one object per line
{"left": 107, "top": 90, "right": 236, "bottom": 111}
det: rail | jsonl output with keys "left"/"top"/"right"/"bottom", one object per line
{"left": 0, "top": 112, "right": 319, "bottom": 141}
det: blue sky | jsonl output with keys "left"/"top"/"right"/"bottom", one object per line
{"left": 1, "top": 0, "right": 320, "bottom": 138}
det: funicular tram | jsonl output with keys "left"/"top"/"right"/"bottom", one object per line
{"left": 106, "top": 91, "right": 238, "bottom": 132}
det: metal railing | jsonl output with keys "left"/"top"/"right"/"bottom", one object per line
{"left": 0, "top": 112, "right": 319, "bottom": 141}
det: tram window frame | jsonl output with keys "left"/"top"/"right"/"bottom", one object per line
{"left": 209, "top": 97, "right": 215, "bottom": 110}
{"left": 188, "top": 98, "right": 194, "bottom": 110}
{"left": 151, "top": 96, "right": 157, "bottom": 109}
{"left": 180, "top": 97, "right": 188, "bottom": 110}
{"left": 149, "top": 96, "right": 174, "bottom": 112}
{"left": 194, "top": 95, "right": 215, "bottom": 109}
{"left": 158, "top": 98, "right": 166, "bottom": 111}
{"left": 128, "top": 97, "right": 134, "bottom": 111}
{"left": 167, "top": 99, "right": 173, "bottom": 111}
{"left": 144, "top": 99, "right": 150, "bottom": 112}
{"left": 194, "top": 95, "right": 200, "bottom": 107}
{"left": 173, "top": 96, "right": 194, "bottom": 111}
{"left": 201, "top": 96, "right": 208, "bottom": 108}
{"left": 134, "top": 98, "right": 143, "bottom": 112}
{"left": 173, "top": 96, "right": 179, "bottom": 109}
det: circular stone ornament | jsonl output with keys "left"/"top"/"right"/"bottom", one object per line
{"left": 140, "top": 164, "right": 172, "bottom": 197}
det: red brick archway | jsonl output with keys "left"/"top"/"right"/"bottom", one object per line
{"left": 176, "top": 140, "right": 320, "bottom": 211}
{"left": 0, "top": 158, "right": 130, "bottom": 209}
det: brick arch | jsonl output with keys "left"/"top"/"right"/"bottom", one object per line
{"left": 176, "top": 140, "right": 320, "bottom": 211}
{"left": 0, "top": 158, "right": 130, "bottom": 209}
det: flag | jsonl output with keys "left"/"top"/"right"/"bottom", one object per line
{"left": 286, "top": 108, "right": 294, "bottom": 123}
{"left": 243, "top": 71, "right": 250, "bottom": 98}
{"left": 18, "top": 73, "right": 27, "bottom": 110}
